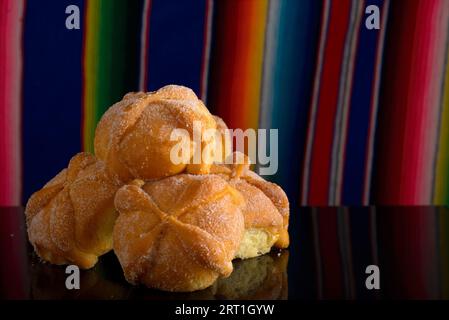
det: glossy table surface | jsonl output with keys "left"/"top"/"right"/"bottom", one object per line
{"left": 1, "top": 206, "right": 448, "bottom": 300}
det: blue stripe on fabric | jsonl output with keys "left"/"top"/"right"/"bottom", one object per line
{"left": 22, "top": 0, "right": 85, "bottom": 202}
{"left": 263, "top": 0, "right": 322, "bottom": 210}
{"left": 145, "top": 0, "right": 207, "bottom": 96}
{"left": 342, "top": 0, "right": 385, "bottom": 204}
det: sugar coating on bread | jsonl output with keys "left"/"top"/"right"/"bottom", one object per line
{"left": 25, "top": 153, "right": 121, "bottom": 269}
{"left": 94, "top": 85, "right": 217, "bottom": 183}
{"left": 113, "top": 174, "right": 245, "bottom": 292}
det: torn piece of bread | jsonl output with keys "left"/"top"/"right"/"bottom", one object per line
{"left": 209, "top": 152, "right": 290, "bottom": 259}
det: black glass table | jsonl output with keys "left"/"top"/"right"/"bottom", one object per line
{"left": 1, "top": 207, "right": 448, "bottom": 300}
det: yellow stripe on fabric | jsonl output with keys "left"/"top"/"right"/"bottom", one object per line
{"left": 434, "top": 48, "right": 449, "bottom": 204}
{"left": 245, "top": 0, "right": 269, "bottom": 130}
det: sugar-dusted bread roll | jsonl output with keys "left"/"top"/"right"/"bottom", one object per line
{"left": 113, "top": 175, "right": 245, "bottom": 292}
{"left": 94, "top": 85, "right": 217, "bottom": 183}
{"left": 210, "top": 152, "right": 289, "bottom": 259}
{"left": 25, "top": 153, "right": 121, "bottom": 269}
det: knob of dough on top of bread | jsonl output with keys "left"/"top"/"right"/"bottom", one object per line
{"left": 210, "top": 152, "right": 290, "bottom": 259}
{"left": 94, "top": 85, "right": 217, "bottom": 183}
{"left": 113, "top": 175, "right": 245, "bottom": 292}
{"left": 25, "top": 152, "right": 121, "bottom": 269}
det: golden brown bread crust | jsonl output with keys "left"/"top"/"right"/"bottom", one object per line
{"left": 113, "top": 175, "right": 245, "bottom": 292}
{"left": 94, "top": 85, "right": 217, "bottom": 183}
{"left": 25, "top": 153, "right": 121, "bottom": 269}
{"left": 210, "top": 152, "right": 290, "bottom": 252}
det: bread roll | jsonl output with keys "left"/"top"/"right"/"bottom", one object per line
{"left": 113, "top": 175, "right": 245, "bottom": 292}
{"left": 25, "top": 153, "right": 121, "bottom": 269}
{"left": 94, "top": 85, "right": 217, "bottom": 183}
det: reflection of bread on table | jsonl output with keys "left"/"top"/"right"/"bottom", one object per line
{"left": 132, "top": 251, "right": 288, "bottom": 300}
{"left": 29, "top": 253, "right": 130, "bottom": 300}
{"left": 215, "top": 251, "right": 289, "bottom": 300}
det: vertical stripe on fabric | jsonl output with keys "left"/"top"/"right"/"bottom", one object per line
{"left": 301, "top": 0, "right": 331, "bottom": 205}
{"left": 0, "top": 0, "right": 25, "bottom": 205}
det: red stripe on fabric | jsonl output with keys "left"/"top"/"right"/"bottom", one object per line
{"left": 412, "top": 0, "right": 445, "bottom": 203}
{"left": 375, "top": 0, "right": 444, "bottom": 205}
{"left": 0, "top": 0, "right": 23, "bottom": 205}
{"left": 207, "top": 0, "right": 261, "bottom": 131}
{"left": 374, "top": 1, "right": 420, "bottom": 204}
{"left": 301, "top": 0, "right": 331, "bottom": 205}
{"left": 307, "top": 0, "right": 351, "bottom": 205}
{"left": 227, "top": 1, "right": 253, "bottom": 130}
{"left": 18, "top": 0, "right": 26, "bottom": 205}
{"left": 0, "top": 0, "right": 8, "bottom": 204}
{"left": 207, "top": 0, "right": 241, "bottom": 128}
{"left": 403, "top": 0, "right": 431, "bottom": 203}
